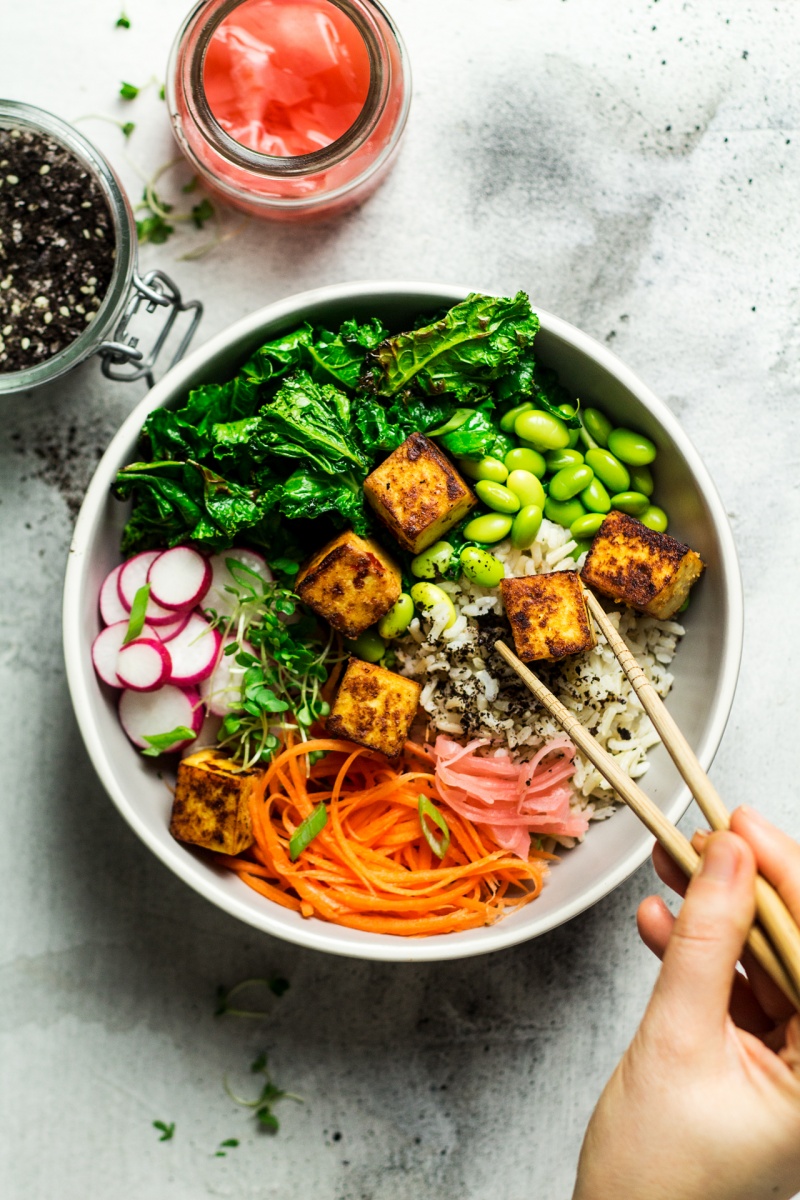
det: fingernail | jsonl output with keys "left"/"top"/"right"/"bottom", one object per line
{"left": 700, "top": 835, "right": 739, "bottom": 883}
{"left": 739, "top": 804, "right": 768, "bottom": 826}
{"left": 693, "top": 829, "right": 711, "bottom": 847}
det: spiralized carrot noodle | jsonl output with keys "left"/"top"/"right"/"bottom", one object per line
{"left": 213, "top": 736, "right": 554, "bottom": 936}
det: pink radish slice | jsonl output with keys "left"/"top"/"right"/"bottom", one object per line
{"left": 91, "top": 621, "right": 157, "bottom": 688}
{"left": 117, "top": 638, "right": 172, "bottom": 692}
{"left": 166, "top": 612, "right": 222, "bottom": 686}
{"left": 147, "top": 546, "right": 212, "bottom": 612}
{"left": 199, "top": 634, "right": 253, "bottom": 716}
{"left": 154, "top": 611, "right": 191, "bottom": 643}
{"left": 117, "top": 550, "right": 179, "bottom": 627}
{"left": 99, "top": 563, "right": 129, "bottom": 625}
{"left": 203, "top": 549, "right": 273, "bottom": 620}
{"left": 119, "top": 685, "right": 202, "bottom": 751}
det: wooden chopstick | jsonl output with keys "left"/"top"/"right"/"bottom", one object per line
{"left": 494, "top": 638, "right": 800, "bottom": 1012}
{"left": 582, "top": 588, "right": 800, "bottom": 1004}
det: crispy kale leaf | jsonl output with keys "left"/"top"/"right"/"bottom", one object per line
{"left": 362, "top": 292, "right": 539, "bottom": 401}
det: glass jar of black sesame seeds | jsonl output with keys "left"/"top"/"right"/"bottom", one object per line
{"left": 0, "top": 100, "right": 202, "bottom": 396}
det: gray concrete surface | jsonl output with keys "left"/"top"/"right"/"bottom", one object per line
{"left": 2, "top": 1, "right": 800, "bottom": 1196}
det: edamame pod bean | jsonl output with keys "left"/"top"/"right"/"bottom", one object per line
{"left": 506, "top": 469, "right": 545, "bottom": 509}
{"left": 569, "top": 512, "right": 605, "bottom": 539}
{"left": 584, "top": 448, "right": 630, "bottom": 493}
{"left": 580, "top": 476, "right": 612, "bottom": 514}
{"left": 411, "top": 540, "right": 453, "bottom": 579}
{"left": 546, "top": 448, "right": 584, "bottom": 472}
{"left": 504, "top": 447, "right": 546, "bottom": 478}
{"left": 549, "top": 463, "right": 594, "bottom": 502}
{"left": 567, "top": 425, "right": 581, "bottom": 449}
{"left": 610, "top": 491, "right": 650, "bottom": 516}
{"left": 511, "top": 504, "right": 543, "bottom": 548}
{"left": 460, "top": 546, "right": 505, "bottom": 588}
{"left": 544, "top": 496, "right": 586, "bottom": 528}
{"left": 500, "top": 401, "right": 534, "bottom": 432}
{"left": 377, "top": 594, "right": 415, "bottom": 639}
{"left": 463, "top": 513, "right": 514, "bottom": 543}
{"left": 582, "top": 407, "right": 613, "bottom": 448}
{"left": 458, "top": 456, "right": 508, "bottom": 483}
{"left": 350, "top": 629, "right": 385, "bottom": 662}
{"left": 490, "top": 433, "right": 516, "bottom": 460}
{"left": 640, "top": 505, "right": 668, "bottom": 533}
{"left": 607, "top": 427, "right": 657, "bottom": 466}
{"left": 475, "top": 480, "right": 521, "bottom": 514}
{"left": 514, "top": 410, "right": 571, "bottom": 451}
{"left": 629, "top": 464, "right": 654, "bottom": 497}
{"left": 558, "top": 402, "right": 579, "bottom": 420}
{"left": 410, "top": 582, "right": 457, "bottom": 629}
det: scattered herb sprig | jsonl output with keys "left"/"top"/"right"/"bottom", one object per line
{"left": 215, "top": 976, "right": 291, "bottom": 1018}
{"left": 225, "top": 1053, "right": 300, "bottom": 1133}
{"left": 153, "top": 1120, "right": 175, "bottom": 1142}
{"left": 116, "top": 12, "right": 131, "bottom": 28}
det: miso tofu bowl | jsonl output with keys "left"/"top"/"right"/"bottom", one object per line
{"left": 63, "top": 281, "right": 743, "bottom": 961}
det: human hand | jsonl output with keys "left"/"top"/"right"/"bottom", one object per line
{"left": 572, "top": 807, "right": 800, "bottom": 1200}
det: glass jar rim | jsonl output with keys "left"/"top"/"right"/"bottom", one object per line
{"left": 0, "top": 99, "right": 137, "bottom": 395}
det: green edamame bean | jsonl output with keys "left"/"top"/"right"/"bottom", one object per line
{"left": 410, "top": 540, "right": 453, "bottom": 579}
{"left": 377, "top": 594, "right": 415, "bottom": 639}
{"left": 504, "top": 447, "right": 546, "bottom": 478}
{"left": 490, "top": 432, "right": 516, "bottom": 460}
{"left": 510, "top": 504, "right": 543, "bottom": 548}
{"left": 349, "top": 629, "right": 386, "bottom": 662}
{"left": 607, "top": 427, "right": 657, "bottom": 466}
{"left": 567, "top": 425, "right": 581, "bottom": 449}
{"left": 558, "top": 402, "right": 579, "bottom": 420}
{"left": 475, "top": 480, "right": 521, "bottom": 514}
{"left": 677, "top": 594, "right": 690, "bottom": 614}
{"left": 629, "top": 464, "right": 654, "bottom": 497}
{"left": 514, "top": 410, "right": 571, "bottom": 451}
{"left": 506, "top": 469, "right": 545, "bottom": 509}
{"left": 580, "top": 476, "right": 612, "bottom": 514}
{"left": 569, "top": 512, "right": 605, "bottom": 539}
{"left": 640, "top": 505, "right": 669, "bottom": 533}
{"left": 549, "top": 463, "right": 595, "bottom": 502}
{"left": 568, "top": 539, "right": 593, "bottom": 561}
{"left": 500, "top": 401, "right": 534, "bottom": 432}
{"left": 610, "top": 491, "right": 650, "bottom": 516}
{"left": 582, "top": 407, "right": 613, "bottom": 448}
{"left": 546, "top": 448, "right": 584, "bottom": 472}
{"left": 460, "top": 546, "right": 505, "bottom": 588}
{"left": 585, "top": 448, "right": 630, "bottom": 493}
{"left": 458, "top": 456, "right": 508, "bottom": 483}
{"left": 544, "top": 496, "right": 587, "bottom": 528}
{"left": 410, "top": 582, "right": 457, "bottom": 629}
{"left": 463, "top": 513, "right": 514, "bottom": 544}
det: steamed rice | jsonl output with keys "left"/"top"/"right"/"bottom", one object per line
{"left": 396, "top": 518, "right": 684, "bottom": 830}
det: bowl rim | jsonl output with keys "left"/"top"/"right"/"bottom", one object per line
{"left": 62, "top": 280, "right": 744, "bottom": 961}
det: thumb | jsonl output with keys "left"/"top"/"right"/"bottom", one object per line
{"left": 647, "top": 831, "right": 757, "bottom": 1043}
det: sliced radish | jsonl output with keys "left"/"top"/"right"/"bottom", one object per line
{"left": 166, "top": 612, "right": 222, "bottom": 687}
{"left": 91, "top": 621, "right": 157, "bottom": 688}
{"left": 99, "top": 563, "right": 129, "bottom": 626}
{"left": 119, "top": 685, "right": 202, "bottom": 751}
{"left": 154, "top": 610, "right": 191, "bottom": 643}
{"left": 147, "top": 546, "right": 212, "bottom": 612}
{"left": 199, "top": 634, "right": 254, "bottom": 716}
{"left": 117, "top": 638, "right": 172, "bottom": 692}
{"left": 203, "top": 548, "right": 273, "bottom": 620}
{"left": 117, "top": 550, "right": 180, "bottom": 627}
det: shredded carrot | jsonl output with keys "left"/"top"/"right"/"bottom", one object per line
{"left": 213, "top": 736, "right": 554, "bottom": 937}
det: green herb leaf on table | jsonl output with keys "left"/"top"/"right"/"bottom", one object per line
{"left": 215, "top": 976, "right": 291, "bottom": 1017}
{"left": 153, "top": 1120, "right": 175, "bottom": 1141}
{"left": 121, "top": 121, "right": 135, "bottom": 139}
{"left": 191, "top": 197, "right": 215, "bottom": 229}
{"left": 116, "top": 11, "right": 130, "bottom": 28}
{"left": 136, "top": 213, "right": 174, "bottom": 246}
{"left": 119, "top": 81, "right": 140, "bottom": 101}
{"left": 141, "top": 726, "right": 196, "bottom": 757}
{"left": 224, "top": 1052, "right": 299, "bottom": 1134}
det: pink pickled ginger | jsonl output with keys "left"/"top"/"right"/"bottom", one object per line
{"left": 432, "top": 735, "right": 588, "bottom": 860}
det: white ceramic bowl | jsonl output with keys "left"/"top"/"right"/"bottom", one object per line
{"left": 63, "top": 281, "right": 743, "bottom": 962}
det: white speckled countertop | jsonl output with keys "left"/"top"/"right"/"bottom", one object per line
{"left": 2, "top": 2, "right": 800, "bottom": 1196}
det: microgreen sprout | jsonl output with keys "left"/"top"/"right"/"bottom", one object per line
{"left": 132, "top": 161, "right": 216, "bottom": 248}
{"left": 224, "top": 1052, "right": 301, "bottom": 1134}
{"left": 119, "top": 81, "right": 140, "bottom": 101}
{"left": 215, "top": 976, "right": 291, "bottom": 1018}
{"left": 215, "top": 1138, "right": 240, "bottom": 1157}
{"left": 153, "top": 1120, "right": 175, "bottom": 1141}
{"left": 116, "top": 12, "right": 131, "bottom": 28}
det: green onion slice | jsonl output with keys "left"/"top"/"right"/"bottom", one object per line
{"left": 141, "top": 726, "right": 196, "bottom": 757}
{"left": 418, "top": 795, "right": 451, "bottom": 859}
{"left": 427, "top": 409, "right": 471, "bottom": 437}
{"left": 124, "top": 583, "right": 150, "bottom": 644}
{"left": 288, "top": 803, "right": 328, "bottom": 861}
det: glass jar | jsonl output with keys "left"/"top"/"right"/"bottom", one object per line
{"left": 0, "top": 101, "right": 202, "bottom": 398}
{"left": 167, "top": 0, "right": 411, "bottom": 221}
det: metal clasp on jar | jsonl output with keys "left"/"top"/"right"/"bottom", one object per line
{"left": 98, "top": 269, "right": 203, "bottom": 388}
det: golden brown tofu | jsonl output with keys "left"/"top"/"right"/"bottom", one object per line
{"left": 363, "top": 433, "right": 476, "bottom": 554}
{"left": 296, "top": 531, "right": 401, "bottom": 638}
{"left": 501, "top": 571, "right": 596, "bottom": 662}
{"left": 581, "top": 510, "right": 704, "bottom": 619}
{"left": 327, "top": 658, "right": 422, "bottom": 758}
{"left": 169, "top": 750, "right": 258, "bottom": 855}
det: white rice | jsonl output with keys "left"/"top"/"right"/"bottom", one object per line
{"left": 395, "top": 518, "right": 684, "bottom": 830}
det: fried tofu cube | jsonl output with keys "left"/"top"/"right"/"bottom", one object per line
{"left": 363, "top": 433, "right": 476, "bottom": 554}
{"left": 296, "top": 531, "right": 401, "bottom": 638}
{"left": 500, "top": 571, "right": 596, "bottom": 662}
{"left": 581, "top": 510, "right": 704, "bottom": 619}
{"left": 327, "top": 658, "right": 421, "bottom": 758}
{"left": 169, "top": 750, "right": 257, "bottom": 855}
